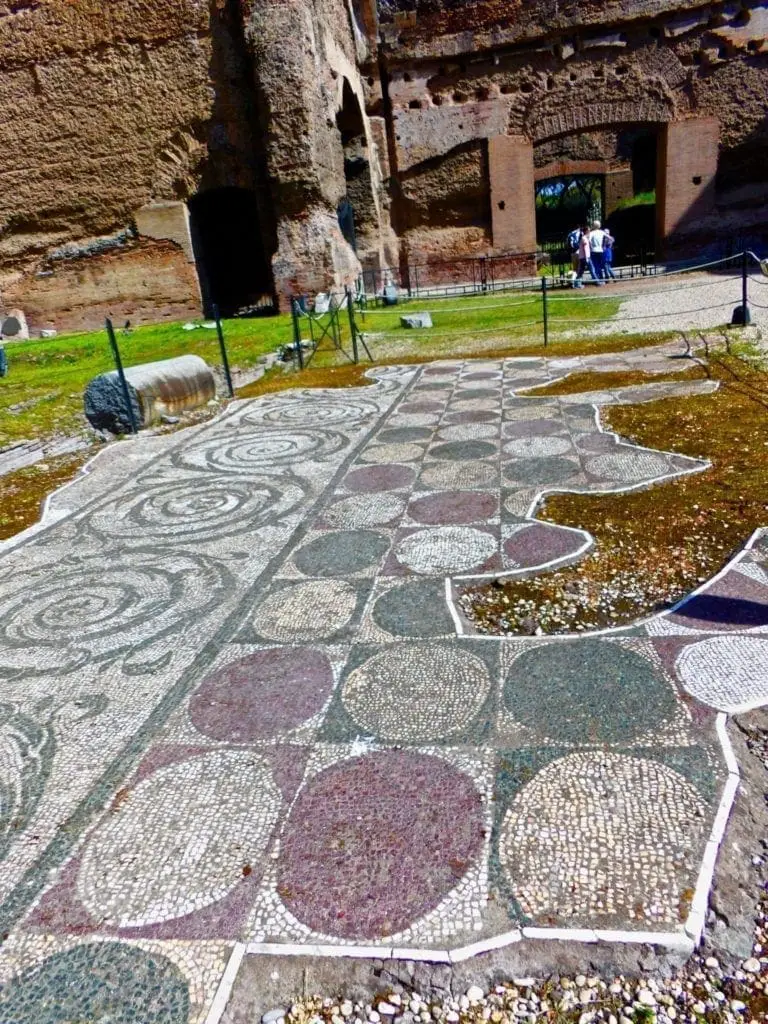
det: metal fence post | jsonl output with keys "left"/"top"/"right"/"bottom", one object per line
{"left": 731, "top": 250, "right": 752, "bottom": 326}
{"left": 346, "top": 287, "right": 359, "bottom": 364}
{"left": 541, "top": 275, "right": 549, "bottom": 348}
{"left": 212, "top": 303, "right": 234, "bottom": 398}
{"left": 105, "top": 317, "right": 138, "bottom": 435}
{"left": 291, "top": 299, "right": 304, "bottom": 370}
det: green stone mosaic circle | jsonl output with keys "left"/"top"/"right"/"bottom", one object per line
{"left": 503, "top": 640, "right": 679, "bottom": 744}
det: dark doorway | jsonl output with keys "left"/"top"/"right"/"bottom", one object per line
{"left": 606, "top": 129, "right": 658, "bottom": 260}
{"left": 336, "top": 80, "right": 378, "bottom": 260}
{"left": 188, "top": 187, "right": 273, "bottom": 317}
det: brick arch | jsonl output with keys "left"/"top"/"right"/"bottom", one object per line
{"left": 527, "top": 98, "right": 673, "bottom": 145}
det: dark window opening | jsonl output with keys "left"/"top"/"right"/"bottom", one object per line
{"left": 189, "top": 187, "right": 273, "bottom": 318}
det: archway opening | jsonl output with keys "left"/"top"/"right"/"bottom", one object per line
{"left": 188, "top": 187, "right": 274, "bottom": 317}
{"left": 336, "top": 80, "right": 378, "bottom": 260}
{"left": 536, "top": 175, "right": 604, "bottom": 253}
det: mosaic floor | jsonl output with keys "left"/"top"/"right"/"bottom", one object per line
{"left": 0, "top": 344, "right": 765, "bottom": 1023}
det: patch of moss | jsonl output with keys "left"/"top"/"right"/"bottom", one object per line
{"left": 522, "top": 365, "right": 707, "bottom": 396}
{"left": 465, "top": 353, "right": 768, "bottom": 633}
{"left": 0, "top": 451, "right": 92, "bottom": 541}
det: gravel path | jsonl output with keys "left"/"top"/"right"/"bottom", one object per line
{"left": 562, "top": 270, "right": 768, "bottom": 336}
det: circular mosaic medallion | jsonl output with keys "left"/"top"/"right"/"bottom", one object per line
{"left": 294, "top": 530, "right": 389, "bottom": 577}
{"left": 245, "top": 396, "right": 380, "bottom": 428}
{"left": 453, "top": 387, "right": 501, "bottom": 401}
{"left": 503, "top": 418, "right": 568, "bottom": 439}
{"left": 175, "top": 428, "right": 346, "bottom": 473}
{"left": 448, "top": 398, "right": 498, "bottom": 412}
{"left": 372, "top": 580, "right": 456, "bottom": 637}
{"left": 408, "top": 490, "right": 498, "bottom": 525}
{"left": 675, "top": 636, "right": 768, "bottom": 712}
{"left": 190, "top": 647, "right": 334, "bottom": 741}
{"left": 437, "top": 423, "right": 497, "bottom": 442}
{"left": 378, "top": 427, "right": 433, "bottom": 444}
{"left": 342, "top": 643, "right": 490, "bottom": 741}
{"left": 420, "top": 461, "right": 497, "bottom": 490}
{"left": 585, "top": 451, "right": 670, "bottom": 482}
{"left": 359, "top": 443, "right": 424, "bottom": 464}
{"left": 443, "top": 410, "right": 497, "bottom": 425}
{"left": 503, "top": 639, "right": 678, "bottom": 744}
{"left": 277, "top": 750, "right": 485, "bottom": 938}
{"left": 504, "top": 523, "right": 586, "bottom": 568}
{"left": 344, "top": 464, "right": 415, "bottom": 493}
{"left": 77, "top": 751, "right": 281, "bottom": 927}
{"left": 499, "top": 752, "right": 706, "bottom": 922}
{"left": 461, "top": 371, "right": 501, "bottom": 381}
{"left": 399, "top": 400, "right": 443, "bottom": 414}
{"left": 575, "top": 432, "right": 617, "bottom": 453}
{"left": 252, "top": 580, "right": 358, "bottom": 642}
{"left": 324, "top": 492, "right": 405, "bottom": 528}
{"left": 429, "top": 440, "right": 497, "bottom": 461}
{"left": 502, "top": 456, "right": 580, "bottom": 486}
{"left": 396, "top": 527, "right": 496, "bottom": 574}
{"left": 91, "top": 475, "right": 306, "bottom": 542}
{"left": 503, "top": 436, "right": 573, "bottom": 458}
{"left": 0, "top": 943, "right": 189, "bottom": 1024}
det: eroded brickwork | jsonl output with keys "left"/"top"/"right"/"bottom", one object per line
{"left": 0, "top": 0, "right": 765, "bottom": 327}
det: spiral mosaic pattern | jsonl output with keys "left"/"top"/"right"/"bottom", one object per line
{"left": 174, "top": 428, "right": 347, "bottom": 473}
{"left": 0, "top": 552, "right": 228, "bottom": 676}
{"left": 90, "top": 474, "right": 306, "bottom": 541}
{"left": 244, "top": 395, "right": 380, "bottom": 427}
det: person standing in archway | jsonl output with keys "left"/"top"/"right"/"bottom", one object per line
{"left": 574, "top": 226, "right": 600, "bottom": 288}
{"left": 603, "top": 229, "right": 617, "bottom": 281}
{"left": 588, "top": 220, "right": 607, "bottom": 282}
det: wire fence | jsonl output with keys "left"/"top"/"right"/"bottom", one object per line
{"left": 286, "top": 251, "right": 764, "bottom": 370}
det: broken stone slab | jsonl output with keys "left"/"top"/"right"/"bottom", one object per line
{"left": 84, "top": 354, "right": 215, "bottom": 434}
{"left": 401, "top": 312, "right": 433, "bottom": 329}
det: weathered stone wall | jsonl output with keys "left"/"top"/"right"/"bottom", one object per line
{"left": 372, "top": 0, "right": 768, "bottom": 268}
{"left": 0, "top": 0, "right": 765, "bottom": 328}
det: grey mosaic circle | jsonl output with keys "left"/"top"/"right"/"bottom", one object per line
{"left": 676, "top": 636, "right": 768, "bottom": 713}
{"left": 0, "top": 943, "right": 189, "bottom": 1024}
{"left": 429, "top": 440, "right": 497, "bottom": 461}
{"left": 420, "top": 461, "right": 497, "bottom": 490}
{"left": 503, "top": 436, "right": 573, "bottom": 458}
{"left": 294, "top": 530, "right": 390, "bottom": 577}
{"left": 372, "top": 580, "right": 456, "bottom": 637}
{"left": 504, "top": 640, "right": 678, "bottom": 744}
{"left": 77, "top": 751, "right": 281, "bottom": 927}
{"left": 359, "top": 443, "right": 425, "bottom": 464}
{"left": 342, "top": 644, "right": 491, "bottom": 741}
{"left": 438, "top": 423, "right": 498, "bottom": 442}
{"left": 503, "top": 457, "right": 580, "bottom": 486}
{"left": 378, "top": 427, "right": 434, "bottom": 444}
{"left": 585, "top": 451, "right": 671, "bottom": 482}
{"left": 252, "top": 580, "right": 358, "bottom": 641}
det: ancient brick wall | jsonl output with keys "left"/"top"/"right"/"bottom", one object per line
{"left": 371, "top": 0, "right": 768, "bottom": 271}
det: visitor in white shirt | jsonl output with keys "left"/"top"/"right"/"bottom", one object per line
{"left": 588, "top": 220, "right": 607, "bottom": 281}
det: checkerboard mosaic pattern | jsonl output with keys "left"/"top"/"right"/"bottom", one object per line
{"left": 0, "top": 347, "right": 764, "bottom": 1023}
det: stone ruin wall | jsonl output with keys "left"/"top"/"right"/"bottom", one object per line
{"left": 0, "top": 0, "right": 384, "bottom": 331}
{"left": 372, "top": 0, "right": 768, "bottom": 273}
{"left": 0, "top": 0, "right": 765, "bottom": 330}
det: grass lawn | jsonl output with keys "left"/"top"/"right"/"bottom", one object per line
{"left": 0, "top": 289, "right": 620, "bottom": 446}
{"left": 0, "top": 315, "right": 289, "bottom": 447}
